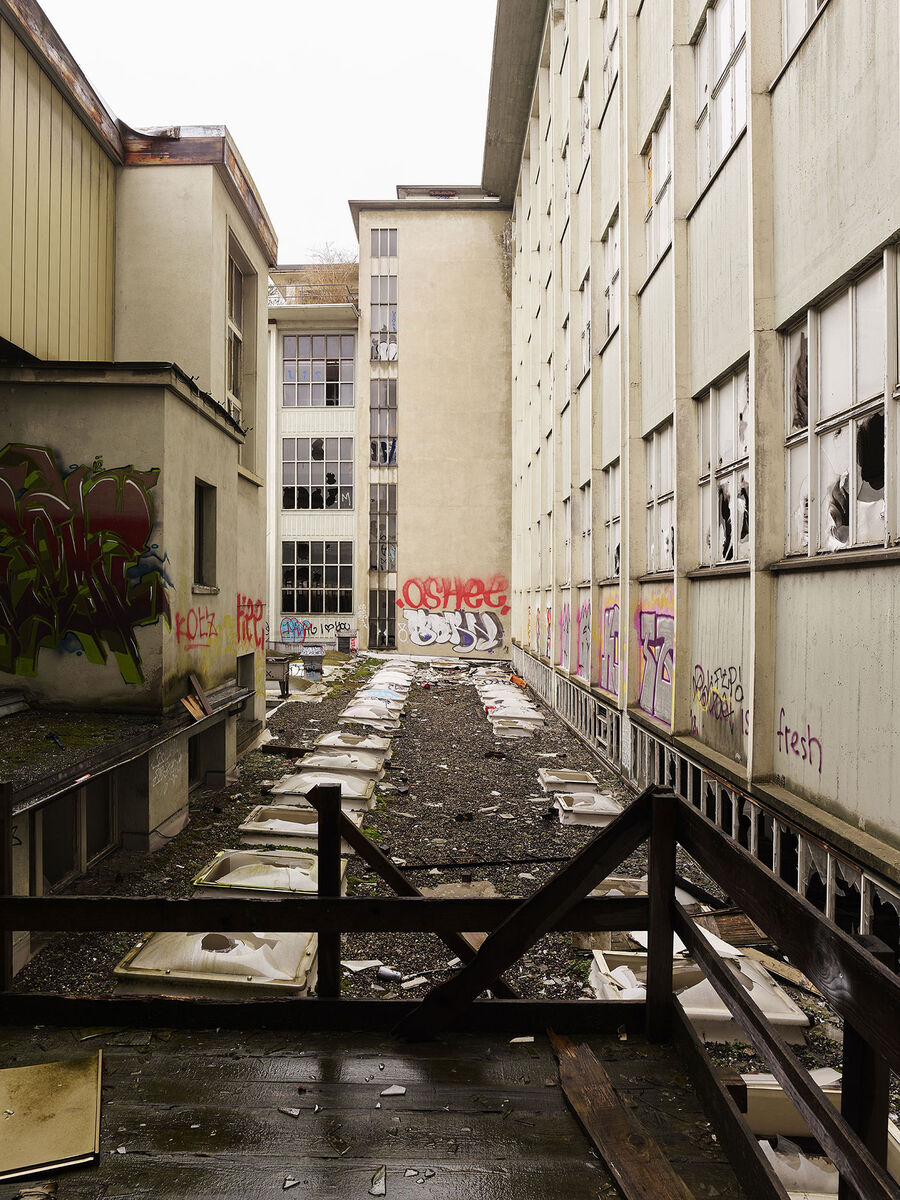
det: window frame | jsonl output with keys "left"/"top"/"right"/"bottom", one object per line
{"left": 604, "top": 459, "right": 621, "bottom": 579}
{"left": 644, "top": 105, "right": 673, "bottom": 273}
{"left": 784, "top": 263, "right": 889, "bottom": 557}
{"left": 370, "top": 379, "right": 398, "bottom": 466}
{"left": 697, "top": 363, "right": 751, "bottom": 566}
{"left": 282, "top": 332, "right": 356, "bottom": 409}
{"left": 601, "top": 0, "right": 619, "bottom": 106}
{"left": 646, "top": 421, "right": 675, "bottom": 574}
{"left": 281, "top": 436, "right": 354, "bottom": 513}
{"left": 695, "top": 0, "right": 747, "bottom": 190}
{"left": 602, "top": 211, "right": 620, "bottom": 340}
{"left": 281, "top": 539, "right": 354, "bottom": 617}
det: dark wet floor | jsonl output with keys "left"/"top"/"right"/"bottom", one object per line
{"left": 0, "top": 1024, "right": 749, "bottom": 1198}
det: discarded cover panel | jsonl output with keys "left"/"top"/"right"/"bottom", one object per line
{"left": 315, "top": 731, "right": 392, "bottom": 757}
{"left": 554, "top": 792, "right": 623, "bottom": 826}
{"left": 239, "top": 804, "right": 363, "bottom": 852}
{"left": 191, "top": 848, "right": 348, "bottom": 896}
{"left": 114, "top": 931, "right": 317, "bottom": 997}
{"left": 538, "top": 768, "right": 600, "bottom": 793}
{"left": 0, "top": 1054, "right": 102, "bottom": 1183}
{"left": 271, "top": 771, "right": 377, "bottom": 805}
{"left": 298, "top": 748, "right": 386, "bottom": 776}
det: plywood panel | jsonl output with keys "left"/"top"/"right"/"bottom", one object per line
{"left": 0, "top": 16, "right": 116, "bottom": 361}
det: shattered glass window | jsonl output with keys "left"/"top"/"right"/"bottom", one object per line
{"left": 786, "top": 266, "right": 886, "bottom": 555}
{"left": 370, "top": 379, "right": 398, "bottom": 465}
{"left": 282, "top": 437, "right": 353, "bottom": 511}
{"left": 697, "top": 366, "right": 751, "bottom": 564}
{"left": 282, "top": 540, "right": 353, "bottom": 616}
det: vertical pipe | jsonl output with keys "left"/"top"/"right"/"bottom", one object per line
{"left": 646, "top": 788, "right": 676, "bottom": 1041}
{"left": 314, "top": 784, "right": 342, "bottom": 999}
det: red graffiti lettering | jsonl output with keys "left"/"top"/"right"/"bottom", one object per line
{"left": 237, "top": 593, "right": 266, "bottom": 651}
{"left": 397, "top": 575, "right": 511, "bottom": 616}
{"left": 174, "top": 607, "right": 219, "bottom": 649}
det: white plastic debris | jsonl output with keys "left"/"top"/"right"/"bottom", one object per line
{"left": 401, "top": 976, "right": 429, "bottom": 989}
{"left": 380, "top": 1085, "right": 407, "bottom": 1096}
{"left": 369, "top": 1166, "right": 387, "bottom": 1196}
{"left": 759, "top": 1138, "right": 839, "bottom": 1193}
{"left": 341, "top": 960, "right": 383, "bottom": 972}
{"left": 509, "top": 1036, "right": 534, "bottom": 1043}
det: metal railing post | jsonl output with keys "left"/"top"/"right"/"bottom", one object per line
{"left": 0, "top": 783, "right": 13, "bottom": 991}
{"left": 646, "top": 788, "right": 676, "bottom": 1042}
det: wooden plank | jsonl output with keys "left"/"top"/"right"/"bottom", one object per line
{"left": 671, "top": 1000, "right": 789, "bottom": 1200}
{"left": 673, "top": 902, "right": 900, "bottom": 1200}
{"left": 0, "top": 893, "right": 649, "bottom": 934}
{"left": 739, "top": 945, "right": 821, "bottom": 995}
{"left": 10, "top": 31, "right": 27, "bottom": 349}
{"left": 303, "top": 789, "right": 521, "bottom": 999}
{"left": 34, "top": 62, "right": 49, "bottom": 357}
{"left": 549, "top": 1031, "right": 694, "bottom": 1200}
{"left": 189, "top": 673, "right": 214, "bottom": 717}
{"left": 0, "top": 783, "right": 12, "bottom": 991}
{"left": 0, "top": 19, "right": 14, "bottom": 339}
{"left": 676, "top": 800, "right": 900, "bottom": 1075}
{"left": 0, "top": 995, "right": 647, "bottom": 1034}
{"left": 46, "top": 78, "right": 60, "bottom": 358}
{"left": 22, "top": 41, "right": 38, "bottom": 349}
{"left": 180, "top": 696, "right": 204, "bottom": 721}
{"left": 394, "top": 788, "right": 653, "bottom": 1040}
{"left": 839, "top": 935, "right": 894, "bottom": 1200}
{"left": 646, "top": 789, "right": 676, "bottom": 1041}
{"left": 56, "top": 86, "right": 70, "bottom": 355}
{"left": 312, "top": 785, "right": 341, "bottom": 999}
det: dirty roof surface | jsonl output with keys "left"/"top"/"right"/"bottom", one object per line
{"left": 0, "top": 1024, "right": 750, "bottom": 1199}
{"left": 0, "top": 707, "right": 171, "bottom": 790}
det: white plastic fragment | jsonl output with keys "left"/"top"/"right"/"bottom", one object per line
{"left": 369, "top": 1165, "right": 387, "bottom": 1196}
{"left": 759, "top": 1138, "right": 839, "bottom": 1193}
{"left": 278, "top": 1107, "right": 301, "bottom": 1118}
{"left": 341, "top": 960, "right": 383, "bottom": 972}
{"left": 381, "top": 1085, "right": 407, "bottom": 1096}
{"left": 401, "top": 976, "right": 428, "bottom": 989}
{"left": 509, "top": 1036, "right": 534, "bottom": 1043}
{"left": 283, "top": 1178, "right": 300, "bottom": 1190}
{"left": 405, "top": 1169, "right": 418, "bottom": 1177}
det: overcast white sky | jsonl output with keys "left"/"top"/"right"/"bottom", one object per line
{"left": 39, "top": 1, "right": 499, "bottom": 263}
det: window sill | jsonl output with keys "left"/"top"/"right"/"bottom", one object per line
{"left": 576, "top": 365, "right": 591, "bottom": 389}
{"left": 238, "top": 464, "right": 264, "bottom": 487}
{"left": 769, "top": 545, "right": 900, "bottom": 573}
{"left": 636, "top": 242, "right": 672, "bottom": 297}
{"left": 769, "top": 0, "right": 834, "bottom": 94}
{"left": 598, "top": 77, "right": 618, "bottom": 129}
{"left": 598, "top": 324, "right": 620, "bottom": 356}
{"left": 192, "top": 584, "right": 220, "bottom": 595}
{"left": 686, "top": 562, "right": 751, "bottom": 579}
{"left": 636, "top": 571, "right": 674, "bottom": 584}
{"left": 686, "top": 126, "right": 747, "bottom": 221}
{"left": 597, "top": 576, "right": 621, "bottom": 587}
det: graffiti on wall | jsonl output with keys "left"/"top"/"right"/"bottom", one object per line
{"left": 636, "top": 596, "right": 674, "bottom": 725}
{"left": 527, "top": 606, "right": 532, "bottom": 649}
{"left": 175, "top": 607, "right": 218, "bottom": 649}
{"left": 0, "top": 443, "right": 171, "bottom": 683}
{"left": 545, "top": 606, "right": 551, "bottom": 659}
{"left": 576, "top": 599, "right": 591, "bottom": 681}
{"left": 280, "top": 617, "right": 354, "bottom": 644}
{"left": 397, "top": 576, "right": 511, "bottom": 615}
{"left": 776, "top": 707, "right": 823, "bottom": 774}
{"left": 691, "top": 663, "right": 750, "bottom": 740}
{"left": 403, "top": 608, "right": 503, "bottom": 653}
{"left": 558, "top": 601, "right": 571, "bottom": 672}
{"left": 175, "top": 594, "right": 265, "bottom": 653}
{"left": 237, "top": 593, "right": 265, "bottom": 651}
{"left": 599, "top": 602, "right": 620, "bottom": 697}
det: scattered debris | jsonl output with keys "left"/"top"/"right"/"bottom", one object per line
{"left": 278, "top": 1108, "right": 301, "bottom": 1118}
{"left": 509, "top": 1036, "right": 534, "bottom": 1043}
{"left": 380, "top": 1085, "right": 407, "bottom": 1096}
{"left": 369, "top": 1165, "right": 387, "bottom": 1196}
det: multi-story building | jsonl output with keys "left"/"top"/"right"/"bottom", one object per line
{"left": 488, "top": 0, "right": 900, "bottom": 930}
{"left": 0, "top": 0, "right": 276, "bottom": 967}
{"left": 266, "top": 264, "right": 361, "bottom": 652}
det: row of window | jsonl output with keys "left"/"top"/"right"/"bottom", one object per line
{"left": 527, "top": 257, "right": 892, "bottom": 579}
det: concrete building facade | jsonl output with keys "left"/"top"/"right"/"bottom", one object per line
{"left": 0, "top": 0, "right": 275, "bottom": 967}
{"left": 488, "top": 0, "right": 900, "bottom": 930}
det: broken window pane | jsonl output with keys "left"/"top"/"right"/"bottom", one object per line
{"left": 717, "top": 376, "right": 734, "bottom": 466}
{"left": 856, "top": 409, "right": 885, "bottom": 543}
{"left": 699, "top": 480, "right": 711, "bottom": 565}
{"left": 819, "top": 425, "right": 850, "bottom": 550}
{"left": 819, "top": 291, "right": 851, "bottom": 420}
{"left": 736, "top": 367, "right": 750, "bottom": 457}
{"left": 855, "top": 267, "right": 885, "bottom": 402}
{"left": 717, "top": 476, "right": 734, "bottom": 561}
{"left": 736, "top": 470, "right": 750, "bottom": 557}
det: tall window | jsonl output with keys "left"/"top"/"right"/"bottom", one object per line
{"left": 698, "top": 365, "right": 750, "bottom": 564}
{"left": 370, "top": 380, "right": 398, "bottom": 465}
{"left": 369, "top": 586, "right": 396, "bottom": 649}
{"left": 644, "top": 105, "right": 673, "bottom": 272}
{"left": 646, "top": 421, "right": 675, "bottom": 572}
{"left": 194, "top": 480, "right": 216, "bottom": 587}
{"left": 579, "top": 71, "right": 590, "bottom": 172}
{"left": 562, "top": 495, "right": 572, "bottom": 584}
{"left": 602, "top": 213, "right": 620, "bottom": 339}
{"left": 370, "top": 227, "right": 398, "bottom": 362}
{"left": 369, "top": 483, "right": 397, "bottom": 572}
{"left": 580, "top": 482, "right": 592, "bottom": 582}
{"left": 785, "top": 266, "right": 886, "bottom": 555}
{"left": 579, "top": 272, "right": 591, "bottom": 377}
{"left": 226, "top": 256, "right": 243, "bottom": 418}
{"left": 282, "top": 437, "right": 354, "bottom": 511}
{"left": 604, "top": 460, "right": 621, "bottom": 577}
{"left": 282, "top": 540, "right": 353, "bottom": 615}
{"left": 601, "top": 0, "right": 619, "bottom": 105}
{"left": 696, "top": 0, "right": 747, "bottom": 189}
{"left": 783, "top": 0, "right": 826, "bottom": 57}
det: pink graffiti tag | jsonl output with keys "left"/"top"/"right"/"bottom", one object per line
{"left": 637, "top": 610, "right": 674, "bottom": 723}
{"left": 599, "top": 603, "right": 620, "bottom": 696}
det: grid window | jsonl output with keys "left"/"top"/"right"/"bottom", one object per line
{"left": 369, "top": 483, "right": 397, "bottom": 572}
{"left": 698, "top": 365, "right": 751, "bottom": 565}
{"left": 562, "top": 496, "right": 572, "bottom": 584}
{"left": 281, "top": 540, "right": 353, "bottom": 615}
{"left": 601, "top": 0, "right": 619, "bottom": 104}
{"left": 579, "top": 71, "right": 590, "bottom": 172}
{"left": 783, "top": 0, "right": 827, "bottom": 57}
{"left": 282, "top": 437, "right": 354, "bottom": 511}
{"left": 370, "top": 379, "right": 398, "bottom": 465}
{"left": 696, "top": 0, "right": 747, "bottom": 189}
{"left": 646, "top": 422, "right": 675, "bottom": 573}
{"left": 785, "top": 266, "right": 886, "bottom": 555}
{"left": 282, "top": 334, "right": 355, "bottom": 408}
{"left": 603, "top": 213, "right": 620, "bottom": 339}
{"left": 370, "top": 227, "right": 398, "bottom": 258}
{"left": 226, "top": 255, "right": 243, "bottom": 415}
{"left": 644, "top": 105, "right": 673, "bottom": 272}
{"left": 604, "top": 460, "right": 621, "bottom": 578}
{"left": 369, "top": 587, "right": 396, "bottom": 649}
